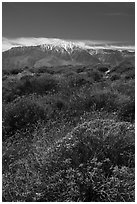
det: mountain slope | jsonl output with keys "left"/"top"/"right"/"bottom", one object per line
{"left": 2, "top": 39, "right": 135, "bottom": 70}
{"left": 2, "top": 43, "right": 100, "bottom": 69}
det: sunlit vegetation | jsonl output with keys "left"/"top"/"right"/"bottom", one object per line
{"left": 2, "top": 62, "right": 135, "bottom": 201}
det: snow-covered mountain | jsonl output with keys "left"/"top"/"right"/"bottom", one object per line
{"left": 2, "top": 37, "right": 135, "bottom": 52}
{"left": 2, "top": 38, "right": 135, "bottom": 69}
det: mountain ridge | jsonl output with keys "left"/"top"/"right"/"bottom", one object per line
{"left": 3, "top": 37, "right": 135, "bottom": 52}
{"left": 2, "top": 39, "right": 135, "bottom": 69}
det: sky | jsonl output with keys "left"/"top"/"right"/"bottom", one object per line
{"left": 2, "top": 2, "right": 135, "bottom": 50}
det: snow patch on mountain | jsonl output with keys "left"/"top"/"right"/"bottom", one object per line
{"left": 3, "top": 37, "right": 135, "bottom": 52}
{"left": 2, "top": 37, "right": 91, "bottom": 52}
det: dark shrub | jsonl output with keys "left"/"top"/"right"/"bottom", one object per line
{"left": 15, "top": 77, "right": 33, "bottom": 95}
{"left": 87, "top": 70, "right": 103, "bottom": 82}
{"left": 34, "top": 67, "right": 55, "bottom": 74}
{"left": 111, "top": 79, "right": 135, "bottom": 97}
{"left": 67, "top": 74, "right": 88, "bottom": 87}
{"left": 76, "top": 66, "right": 85, "bottom": 73}
{"left": 30, "top": 74, "right": 58, "bottom": 94}
{"left": 91, "top": 90, "right": 118, "bottom": 111}
{"left": 10, "top": 68, "right": 21, "bottom": 75}
{"left": 98, "top": 66, "right": 109, "bottom": 73}
{"left": 124, "top": 69, "right": 135, "bottom": 80}
{"left": 8, "top": 74, "right": 59, "bottom": 97}
{"left": 73, "top": 77, "right": 89, "bottom": 87}
{"left": 69, "top": 88, "right": 118, "bottom": 113}
{"left": 54, "top": 99, "right": 67, "bottom": 110}
{"left": 2, "top": 69, "right": 10, "bottom": 75}
{"left": 117, "top": 98, "right": 135, "bottom": 122}
{"left": 110, "top": 73, "right": 121, "bottom": 81}
{"left": 2, "top": 97, "right": 47, "bottom": 140}
{"left": 2, "top": 76, "right": 8, "bottom": 81}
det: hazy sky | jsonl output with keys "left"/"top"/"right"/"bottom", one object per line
{"left": 2, "top": 2, "right": 135, "bottom": 44}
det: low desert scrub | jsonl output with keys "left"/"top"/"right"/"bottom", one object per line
{"left": 2, "top": 62, "right": 135, "bottom": 201}
{"left": 2, "top": 96, "right": 47, "bottom": 140}
{"left": 2, "top": 118, "right": 134, "bottom": 202}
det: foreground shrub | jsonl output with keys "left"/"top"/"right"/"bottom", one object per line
{"left": 40, "top": 119, "right": 134, "bottom": 201}
{"left": 38, "top": 160, "right": 134, "bottom": 202}
{"left": 43, "top": 119, "right": 134, "bottom": 168}
{"left": 2, "top": 118, "right": 135, "bottom": 201}
{"left": 2, "top": 96, "right": 47, "bottom": 140}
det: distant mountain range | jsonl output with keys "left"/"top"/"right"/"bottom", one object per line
{"left": 2, "top": 38, "right": 135, "bottom": 70}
